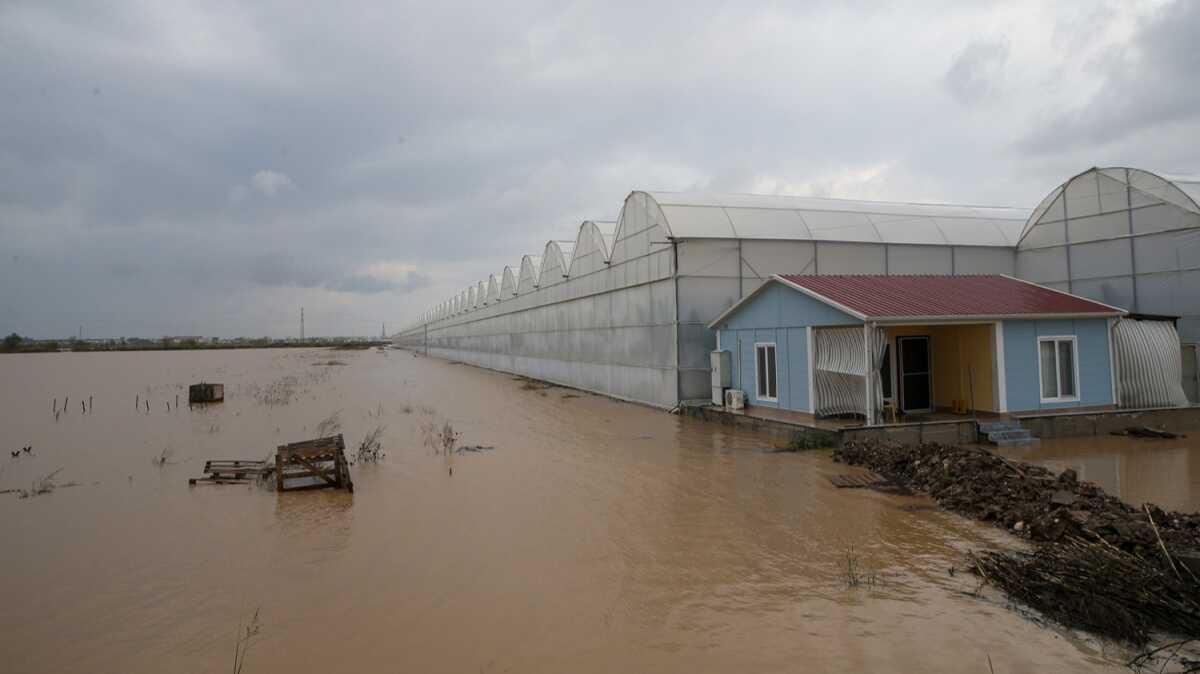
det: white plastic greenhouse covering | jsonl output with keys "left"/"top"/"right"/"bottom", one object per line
{"left": 1112, "top": 319, "right": 1189, "bottom": 408}
{"left": 648, "top": 191, "right": 1028, "bottom": 245}
{"left": 1018, "top": 168, "right": 1200, "bottom": 342}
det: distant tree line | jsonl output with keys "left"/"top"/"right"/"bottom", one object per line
{"left": 1, "top": 332, "right": 388, "bottom": 353}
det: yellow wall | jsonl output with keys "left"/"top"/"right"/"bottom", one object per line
{"left": 883, "top": 324, "right": 996, "bottom": 413}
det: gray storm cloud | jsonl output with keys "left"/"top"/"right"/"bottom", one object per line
{"left": 0, "top": 0, "right": 1197, "bottom": 338}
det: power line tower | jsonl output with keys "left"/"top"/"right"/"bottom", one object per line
{"left": 381, "top": 322, "right": 386, "bottom": 339}
{"left": 300, "top": 307, "right": 305, "bottom": 341}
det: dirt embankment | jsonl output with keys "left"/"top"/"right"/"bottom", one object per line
{"left": 834, "top": 440, "right": 1200, "bottom": 647}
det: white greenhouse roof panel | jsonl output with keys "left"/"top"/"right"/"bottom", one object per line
{"left": 1020, "top": 167, "right": 1200, "bottom": 248}
{"left": 645, "top": 191, "right": 1029, "bottom": 246}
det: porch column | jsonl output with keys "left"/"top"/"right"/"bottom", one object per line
{"left": 806, "top": 326, "right": 815, "bottom": 413}
{"left": 993, "top": 322, "right": 1008, "bottom": 413}
{"left": 863, "top": 322, "right": 875, "bottom": 424}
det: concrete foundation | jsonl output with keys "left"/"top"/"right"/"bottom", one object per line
{"left": 683, "top": 402, "right": 1200, "bottom": 446}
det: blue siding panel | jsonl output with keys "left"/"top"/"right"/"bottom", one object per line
{"left": 787, "top": 328, "right": 810, "bottom": 412}
{"left": 718, "top": 283, "right": 859, "bottom": 331}
{"left": 1076, "top": 320, "right": 1114, "bottom": 407}
{"left": 1003, "top": 318, "right": 1113, "bottom": 412}
{"left": 1004, "top": 321, "right": 1039, "bottom": 412}
{"left": 716, "top": 325, "right": 811, "bottom": 413}
{"left": 739, "top": 330, "right": 755, "bottom": 402}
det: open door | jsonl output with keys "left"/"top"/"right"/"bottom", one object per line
{"left": 897, "top": 335, "right": 932, "bottom": 413}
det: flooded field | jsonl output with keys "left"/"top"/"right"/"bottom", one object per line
{"left": 0, "top": 349, "right": 1167, "bottom": 672}
{"left": 1000, "top": 435, "right": 1200, "bottom": 514}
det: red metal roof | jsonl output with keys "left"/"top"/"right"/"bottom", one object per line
{"left": 776, "top": 274, "right": 1123, "bottom": 319}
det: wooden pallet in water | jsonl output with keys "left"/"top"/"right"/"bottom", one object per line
{"left": 275, "top": 434, "right": 353, "bottom": 493}
{"left": 189, "top": 459, "right": 269, "bottom": 486}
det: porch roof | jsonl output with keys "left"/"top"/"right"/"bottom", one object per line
{"left": 709, "top": 274, "right": 1125, "bottom": 327}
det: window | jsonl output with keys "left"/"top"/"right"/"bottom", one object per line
{"left": 755, "top": 342, "right": 778, "bottom": 401}
{"left": 1038, "top": 336, "right": 1078, "bottom": 402}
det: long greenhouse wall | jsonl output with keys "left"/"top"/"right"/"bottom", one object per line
{"left": 397, "top": 197, "right": 682, "bottom": 407}
{"left": 399, "top": 234, "right": 1018, "bottom": 407}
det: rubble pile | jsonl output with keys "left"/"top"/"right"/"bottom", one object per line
{"left": 834, "top": 439, "right": 1200, "bottom": 645}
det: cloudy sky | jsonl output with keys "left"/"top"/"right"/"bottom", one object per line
{"left": 2, "top": 0, "right": 1197, "bottom": 338}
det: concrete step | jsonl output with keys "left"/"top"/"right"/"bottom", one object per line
{"left": 988, "top": 429, "right": 1032, "bottom": 442}
{"left": 986, "top": 427, "right": 1039, "bottom": 447}
{"left": 978, "top": 419, "right": 1023, "bottom": 434}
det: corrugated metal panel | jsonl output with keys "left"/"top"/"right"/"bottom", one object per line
{"left": 1113, "top": 319, "right": 1189, "bottom": 408}
{"left": 779, "top": 275, "right": 1122, "bottom": 319}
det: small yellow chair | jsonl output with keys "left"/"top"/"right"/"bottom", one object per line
{"left": 880, "top": 400, "right": 899, "bottom": 424}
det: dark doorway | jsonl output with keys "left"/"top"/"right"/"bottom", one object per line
{"left": 897, "top": 336, "right": 932, "bottom": 413}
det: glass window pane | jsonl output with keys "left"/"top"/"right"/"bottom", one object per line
{"left": 901, "top": 337, "right": 929, "bottom": 373}
{"left": 880, "top": 345, "right": 893, "bottom": 398}
{"left": 1040, "top": 341, "right": 1058, "bottom": 399}
{"left": 757, "top": 346, "right": 767, "bottom": 397}
{"left": 1058, "top": 341, "right": 1075, "bottom": 397}
{"left": 767, "top": 346, "right": 777, "bottom": 398}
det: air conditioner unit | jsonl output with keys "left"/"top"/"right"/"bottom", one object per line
{"left": 724, "top": 389, "right": 745, "bottom": 411}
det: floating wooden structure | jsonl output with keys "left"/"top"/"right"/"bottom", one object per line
{"left": 275, "top": 434, "right": 353, "bottom": 493}
{"left": 189, "top": 382, "right": 225, "bottom": 404}
{"left": 189, "top": 459, "right": 269, "bottom": 486}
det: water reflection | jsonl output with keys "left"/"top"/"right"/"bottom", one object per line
{"left": 1000, "top": 435, "right": 1200, "bottom": 511}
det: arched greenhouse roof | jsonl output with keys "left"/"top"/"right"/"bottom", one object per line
{"left": 500, "top": 265, "right": 518, "bottom": 297}
{"left": 642, "top": 190, "right": 1031, "bottom": 247}
{"left": 1020, "top": 167, "right": 1200, "bottom": 248}
{"left": 517, "top": 255, "right": 542, "bottom": 294}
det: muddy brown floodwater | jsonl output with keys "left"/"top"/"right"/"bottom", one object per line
{"left": 0, "top": 349, "right": 1157, "bottom": 672}
{"left": 998, "top": 434, "right": 1200, "bottom": 514}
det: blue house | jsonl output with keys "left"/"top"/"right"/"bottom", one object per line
{"left": 708, "top": 274, "right": 1127, "bottom": 421}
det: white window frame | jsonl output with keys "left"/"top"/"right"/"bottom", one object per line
{"left": 754, "top": 342, "right": 779, "bottom": 402}
{"left": 1037, "top": 335, "right": 1080, "bottom": 403}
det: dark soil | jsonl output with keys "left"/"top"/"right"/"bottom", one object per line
{"left": 834, "top": 439, "right": 1200, "bottom": 645}
{"left": 834, "top": 439, "right": 1200, "bottom": 552}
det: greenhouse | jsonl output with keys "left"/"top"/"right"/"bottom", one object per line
{"left": 398, "top": 167, "right": 1200, "bottom": 409}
